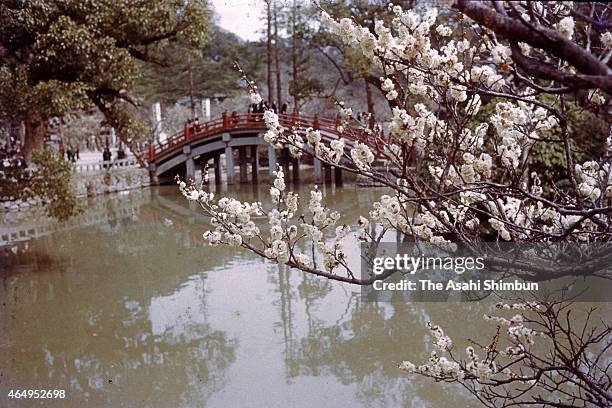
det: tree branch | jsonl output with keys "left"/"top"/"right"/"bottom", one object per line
{"left": 454, "top": 0, "right": 612, "bottom": 93}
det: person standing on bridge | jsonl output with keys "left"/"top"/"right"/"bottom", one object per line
{"left": 280, "top": 103, "right": 287, "bottom": 115}
{"left": 117, "top": 146, "right": 126, "bottom": 160}
{"left": 230, "top": 111, "right": 239, "bottom": 127}
{"left": 102, "top": 147, "right": 111, "bottom": 169}
{"left": 271, "top": 101, "right": 277, "bottom": 114}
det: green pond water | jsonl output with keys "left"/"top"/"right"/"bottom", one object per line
{"left": 2, "top": 183, "right": 602, "bottom": 407}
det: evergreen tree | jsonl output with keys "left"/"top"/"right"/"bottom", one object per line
{"left": 0, "top": 0, "right": 210, "bottom": 162}
{"left": 135, "top": 27, "right": 265, "bottom": 108}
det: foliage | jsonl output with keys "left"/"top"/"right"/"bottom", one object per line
{"left": 0, "top": 149, "right": 81, "bottom": 221}
{"left": 50, "top": 110, "right": 106, "bottom": 150}
{"left": 103, "top": 172, "right": 112, "bottom": 187}
{"left": 0, "top": 0, "right": 210, "bottom": 159}
{"left": 135, "top": 27, "right": 265, "bottom": 106}
{"left": 0, "top": 0, "right": 210, "bottom": 220}
{"left": 30, "top": 150, "right": 82, "bottom": 220}
{"left": 281, "top": 0, "right": 327, "bottom": 110}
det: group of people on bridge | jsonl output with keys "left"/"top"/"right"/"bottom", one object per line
{"left": 101, "top": 146, "right": 126, "bottom": 169}
{"left": 59, "top": 143, "right": 80, "bottom": 163}
{"left": 180, "top": 100, "right": 324, "bottom": 142}
{"left": 249, "top": 100, "right": 288, "bottom": 116}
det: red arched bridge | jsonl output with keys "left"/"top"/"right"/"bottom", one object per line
{"left": 146, "top": 112, "right": 383, "bottom": 185}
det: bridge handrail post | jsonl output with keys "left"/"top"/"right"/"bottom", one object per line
{"left": 313, "top": 114, "right": 320, "bottom": 131}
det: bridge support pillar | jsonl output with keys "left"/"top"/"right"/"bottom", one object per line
{"left": 214, "top": 154, "right": 222, "bottom": 185}
{"left": 149, "top": 163, "right": 159, "bottom": 185}
{"left": 250, "top": 145, "right": 258, "bottom": 184}
{"left": 292, "top": 157, "right": 299, "bottom": 183}
{"left": 334, "top": 166, "right": 343, "bottom": 187}
{"left": 281, "top": 148, "right": 290, "bottom": 180}
{"left": 239, "top": 146, "right": 248, "bottom": 183}
{"left": 314, "top": 158, "right": 322, "bottom": 183}
{"left": 225, "top": 146, "right": 235, "bottom": 184}
{"left": 324, "top": 163, "right": 332, "bottom": 184}
{"left": 268, "top": 145, "right": 277, "bottom": 177}
{"left": 185, "top": 157, "right": 195, "bottom": 181}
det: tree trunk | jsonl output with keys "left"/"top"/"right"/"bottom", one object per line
{"left": 274, "top": 0, "right": 282, "bottom": 108}
{"left": 23, "top": 117, "right": 46, "bottom": 163}
{"left": 291, "top": 0, "right": 298, "bottom": 112}
{"left": 365, "top": 78, "right": 375, "bottom": 128}
{"left": 266, "top": 1, "right": 274, "bottom": 102}
{"left": 188, "top": 54, "right": 196, "bottom": 119}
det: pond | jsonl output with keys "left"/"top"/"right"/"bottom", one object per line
{"left": 1, "top": 183, "right": 543, "bottom": 407}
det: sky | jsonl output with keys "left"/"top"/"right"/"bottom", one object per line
{"left": 210, "top": 0, "right": 267, "bottom": 41}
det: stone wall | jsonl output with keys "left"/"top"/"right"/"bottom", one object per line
{"left": 1, "top": 167, "right": 151, "bottom": 212}
{"left": 73, "top": 167, "right": 151, "bottom": 197}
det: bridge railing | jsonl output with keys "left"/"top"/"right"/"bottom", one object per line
{"left": 146, "top": 112, "right": 383, "bottom": 162}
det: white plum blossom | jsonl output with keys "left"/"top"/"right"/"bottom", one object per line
{"left": 601, "top": 32, "right": 612, "bottom": 49}
{"left": 287, "top": 133, "right": 304, "bottom": 158}
{"left": 386, "top": 89, "right": 398, "bottom": 100}
{"left": 203, "top": 230, "right": 222, "bottom": 246}
{"left": 250, "top": 92, "right": 262, "bottom": 104}
{"left": 350, "top": 143, "right": 375, "bottom": 171}
{"left": 435, "top": 25, "right": 452, "bottom": 37}
{"left": 381, "top": 77, "right": 398, "bottom": 100}
{"left": 399, "top": 361, "right": 416, "bottom": 374}
{"left": 339, "top": 106, "right": 353, "bottom": 119}
{"left": 575, "top": 161, "right": 603, "bottom": 201}
{"left": 294, "top": 253, "right": 313, "bottom": 268}
{"left": 305, "top": 127, "right": 321, "bottom": 146}
{"left": 180, "top": 2, "right": 609, "bottom": 298}
{"left": 427, "top": 321, "right": 453, "bottom": 351}
{"left": 328, "top": 139, "right": 345, "bottom": 164}
{"left": 470, "top": 65, "right": 504, "bottom": 89}
{"left": 381, "top": 77, "right": 394, "bottom": 92}
{"left": 174, "top": 18, "right": 610, "bottom": 404}
{"left": 265, "top": 239, "right": 290, "bottom": 263}
{"left": 226, "top": 233, "right": 243, "bottom": 247}
{"left": 401, "top": 302, "right": 552, "bottom": 387}
{"left": 450, "top": 84, "right": 468, "bottom": 102}
{"left": 490, "top": 218, "right": 511, "bottom": 241}
{"left": 556, "top": 16, "right": 575, "bottom": 40}
{"left": 491, "top": 44, "right": 511, "bottom": 64}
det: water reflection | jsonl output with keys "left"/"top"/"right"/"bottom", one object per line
{"left": 2, "top": 184, "right": 490, "bottom": 407}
